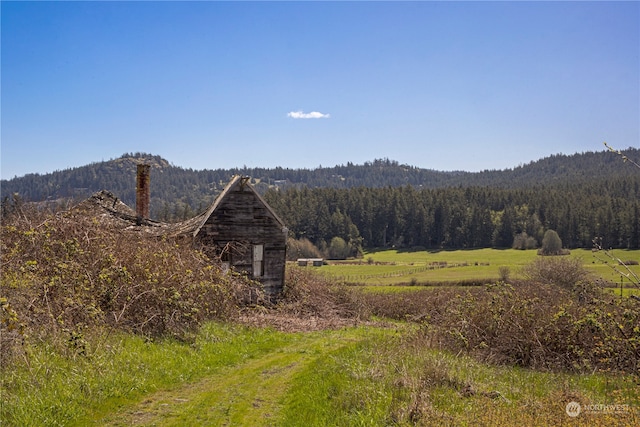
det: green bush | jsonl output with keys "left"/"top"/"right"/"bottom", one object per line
{"left": 538, "top": 229, "right": 567, "bottom": 255}
{"left": 328, "top": 236, "right": 350, "bottom": 259}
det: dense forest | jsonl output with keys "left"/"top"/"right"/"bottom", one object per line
{"left": 263, "top": 180, "right": 640, "bottom": 251}
{"left": 2, "top": 148, "right": 639, "bottom": 251}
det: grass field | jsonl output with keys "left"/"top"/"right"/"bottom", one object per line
{"left": 4, "top": 322, "right": 638, "bottom": 426}
{"left": 314, "top": 248, "right": 640, "bottom": 291}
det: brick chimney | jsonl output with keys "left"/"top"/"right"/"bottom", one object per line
{"left": 136, "top": 164, "right": 150, "bottom": 224}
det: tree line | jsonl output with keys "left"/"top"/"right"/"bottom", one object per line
{"left": 263, "top": 178, "right": 640, "bottom": 251}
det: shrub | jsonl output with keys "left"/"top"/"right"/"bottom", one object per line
{"left": 512, "top": 232, "right": 537, "bottom": 250}
{"left": 0, "top": 206, "right": 254, "bottom": 355}
{"left": 538, "top": 229, "right": 567, "bottom": 255}
{"left": 422, "top": 282, "right": 640, "bottom": 373}
{"left": 359, "top": 275, "right": 639, "bottom": 374}
{"left": 286, "top": 237, "right": 323, "bottom": 261}
{"left": 367, "top": 283, "right": 640, "bottom": 374}
{"left": 278, "top": 267, "right": 369, "bottom": 320}
{"left": 359, "top": 288, "right": 460, "bottom": 321}
{"left": 498, "top": 266, "right": 511, "bottom": 282}
{"left": 520, "top": 256, "right": 589, "bottom": 289}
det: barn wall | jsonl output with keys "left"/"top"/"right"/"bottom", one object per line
{"left": 261, "top": 245, "right": 286, "bottom": 296}
{"left": 196, "top": 184, "right": 287, "bottom": 297}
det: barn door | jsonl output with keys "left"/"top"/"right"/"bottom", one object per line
{"left": 253, "top": 244, "right": 264, "bottom": 278}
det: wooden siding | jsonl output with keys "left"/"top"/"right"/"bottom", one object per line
{"left": 195, "top": 178, "right": 287, "bottom": 297}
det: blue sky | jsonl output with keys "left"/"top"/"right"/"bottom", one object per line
{"left": 2, "top": 1, "right": 638, "bottom": 179}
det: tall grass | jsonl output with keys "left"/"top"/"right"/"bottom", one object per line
{"left": 278, "top": 332, "right": 638, "bottom": 426}
{"left": 1, "top": 323, "right": 291, "bottom": 426}
{"left": 5, "top": 320, "right": 637, "bottom": 426}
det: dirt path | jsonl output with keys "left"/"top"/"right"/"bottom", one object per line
{"left": 96, "top": 328, "right": 370, "bottom": 426}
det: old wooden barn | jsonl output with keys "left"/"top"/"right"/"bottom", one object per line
{"left": 79, "top": 172, "right": 288, "bottom": 298}
{"left": 190, "top": 175, "right": 288, "bottom": 297}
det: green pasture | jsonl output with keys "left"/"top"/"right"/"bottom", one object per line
{"left": 5, "top": 322, "right": 638, "bottom": 426}
{"left": 315, "top": 248, "right": 640, "bottom": 287}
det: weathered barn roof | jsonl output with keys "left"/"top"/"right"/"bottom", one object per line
{"left": 74, "top": 190, "right": 160, "bottom": 230}
{"left": 191, "top": 175, "right": 286, "bottom": 237}
{"left": 75, "top": 175, "right": 285, "bottom": 239}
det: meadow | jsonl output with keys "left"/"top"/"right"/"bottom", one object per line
{"left": 317, "top": 248, "right": 640, "bottom": 293}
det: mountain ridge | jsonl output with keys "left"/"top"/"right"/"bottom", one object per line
{"left": 2, "top": 147, "right": 638, "bottom": 220}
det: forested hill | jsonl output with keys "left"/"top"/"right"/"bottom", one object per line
{"left": 2, "top": 147, "right": 639, "bottom": 219}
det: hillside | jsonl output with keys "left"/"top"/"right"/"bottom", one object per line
{"left": 2, "top": 148, "right": 637, "bottom": 202}
{"left": 2, "top": 148, "right": 639, "bottom": 242}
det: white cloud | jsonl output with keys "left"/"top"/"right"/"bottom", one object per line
{"left": 287, "top": 110, "right": 330, "bottom": 119}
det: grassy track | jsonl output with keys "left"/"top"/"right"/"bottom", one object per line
{"left": 89, "top": 327, "right": 388, "bottom": 426}
{"left": 5, "top": 321, "right": 638, "bottom": 426}
{"left": 87, "top": 324, "right": 639, "bottom": 427}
